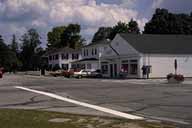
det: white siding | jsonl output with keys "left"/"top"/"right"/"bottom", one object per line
{"left": 141, "top": 55, "right": 192, "bottom": 78}
{"left": 82, "top": 44, "right": 107, "bottom": 59}
{"left": 111, "top": 34, "right": 139, "bottom": 56}
{"left": 48, "top": 51, "right": 81, "bottom": 69}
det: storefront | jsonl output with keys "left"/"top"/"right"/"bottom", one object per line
{"left": 101, "top": 57, "right": 140, "bottom": 78}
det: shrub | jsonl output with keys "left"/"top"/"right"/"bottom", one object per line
{"left": 167, "top": 73, "right": 184, "bottom": 82}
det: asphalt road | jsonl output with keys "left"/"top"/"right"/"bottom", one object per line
{"left": 1, "top": 74, "right": 192, "bottom": 127}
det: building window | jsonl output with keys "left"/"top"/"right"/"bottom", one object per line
{"left": 72, "top": 54, "right": 79, "bottom": 60}
{"left": 95, "top": 48, "right": 97, "bottom": 55}
{"left": 121, "top": 64, "right": 129, "bottom": 73}
{"left": 121, "top": 60, "right": 129, "bottom": 73}
{"left": 101, "top": 62, "right": 108, "bottom": 74}
{"left": 87, "top": 64, "right": 92, "bottom": 69}
{"left": 62, "top": 64, "right": 69, "bottom": 70}
{"left": 130, "top": 60, "right": 138, "bottom": 63}
{"left": 130, "top": 60, "right": 138, "bottom": 75}
{"left": 77, "top": 64, "right": 81, "bottom": 69}
{"left": 86, "top": 49, "right": 89, "bottom": 56}
{"left": 81, "top": 64, "right": 85, "bottom": 69}
{"left": 49, "top": 56, "right": 52, "bottom": 61}
{"left": 62, "top": 53, "right": 69, "bottom": 60}
{"left": 76, "top": 54, "right": 79, "bottom": 59}
{"left": 84, "top": 49, "right": 86, "bottom": 56}
{"left": 130, "top": 64, "right": 138, "bottom": 75}
{"left": 55, "top": 54, "right": 59, "bottom": 60}
{"left": 92, "top": 49, "right": 94, "bottom": 55}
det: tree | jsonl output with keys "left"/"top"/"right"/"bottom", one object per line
{"left": 0, "top": 35, "right": 18, "bottom": 71}
{"left": 0, "top": 35, "right": 7, "bottom": 51}
{"left": 47, "top": 26, "right": 66, "bottom": 48}
{"left": 144, "top": 8, "right": 192, "bottom": 34}
{"left": 128, "top": 19, "right": 140, "bottom": 34}
{"left": 9, "top": 34, "right": 19, "bottom": 53}
{"left": 30, "top": 47, "right": 45, "bottom": 71}
{"left": 61, "top": 24, "right": 84, "bottom": 49}
{"left": 47, "top": 24, "right": 84, "bottom": 49}
{"left": 92, "top": 20, "right": 140, "bottom": 42}
{"left": 20, "top": 28, "right": 42, "bottom": 70}
{"left": 109, "top": 21, "right": 129, "bottom": 40}
{"left": 92, "top": 27, "right": 113, "bottom": 42}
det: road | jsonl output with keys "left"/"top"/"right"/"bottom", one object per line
{"left": 1, "top": 74, "right": 192, "bottom": 127}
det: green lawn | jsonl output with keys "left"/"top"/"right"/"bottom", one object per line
{"left": 0, "top": 109, "right": 176, "bottom": 128}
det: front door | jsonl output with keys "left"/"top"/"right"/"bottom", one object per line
{"left": 114, "top": 64, "right": 117, "bottom": 77}
{"left": 110, "top": 64, "right": 113, "bottom": 77}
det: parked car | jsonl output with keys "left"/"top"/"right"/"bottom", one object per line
{"left": 90, "top": 70, "right": 103, "bottom": 78}
{"left": 63, "top": 69, "right": 75, "bottom": 78}
{"left": 49, "top": 70, "right": 64, "bottom": 77}
{"left": 73, "top": 70, "right": 91, "bottom": 79}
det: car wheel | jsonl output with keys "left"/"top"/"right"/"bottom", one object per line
{"left": 78, "top": 75, "right": 82, "bottom": 79}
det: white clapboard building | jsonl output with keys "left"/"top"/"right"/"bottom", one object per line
{"left": 101, "top": 34, "right": 192, "bottom": 78}
{"left": 72, "top": 39, "right": 110, "bottom": 71}
{"left": 45, "top": 47, "right": 81, "bottom": 70}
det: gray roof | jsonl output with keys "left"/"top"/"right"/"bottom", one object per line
{"left": 43, "top": 47, "right": 80, "bottom": 57}
{"left": 84, "top": 39, "right": 110, "bottom": 48}
{"left": 72, "top": 58, "right": 98, "bottom": 63}
{"left": 120, "top": 34, "right": 192, "bottom": 54}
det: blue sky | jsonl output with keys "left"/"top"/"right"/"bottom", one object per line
{"left": 0, "top": 0, "right": 191, "bottom": 47}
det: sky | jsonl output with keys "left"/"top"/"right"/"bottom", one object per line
{"left": 0, "top": 0, "right": 192, "bottom": 47}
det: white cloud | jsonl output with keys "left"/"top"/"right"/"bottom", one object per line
{"left": 0, "top": 0, "right": 147, "bottom": 44}
{"left": 152, "top": 0, "right": 164, "bottom": 8}
{"left": 120, "top": 0, "right": 137, "bottom": 8}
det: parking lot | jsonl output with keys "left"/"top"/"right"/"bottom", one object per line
{"left": 1, "top": 74, "right": 192, "bottom": 127}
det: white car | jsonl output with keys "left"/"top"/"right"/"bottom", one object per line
{"left": 73, "top": 70, "right": 91, "bottom": 78}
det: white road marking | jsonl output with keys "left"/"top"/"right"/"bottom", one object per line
{"left": 15, "top": 86, "right": 144, "bottom": 120}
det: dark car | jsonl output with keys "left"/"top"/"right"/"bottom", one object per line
{"left": 90, "top": 70, "right": 103, "bottom": 78}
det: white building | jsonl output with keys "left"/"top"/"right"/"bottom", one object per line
{"left": 72, "top": 39, "right": 110, "bottom": 71}
{"left": 101, "top": 34, "right": 192, "bottom": 78}
{"left": 45, "top": 47, "right": 81, "bottom": 70}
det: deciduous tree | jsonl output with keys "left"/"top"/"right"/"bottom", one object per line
{"left": 144, "top": 8, "right": 192, "bottom": 34}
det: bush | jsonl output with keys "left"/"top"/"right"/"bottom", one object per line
{"left": 167, "top": 73, "right": 184, "bottom": 82}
